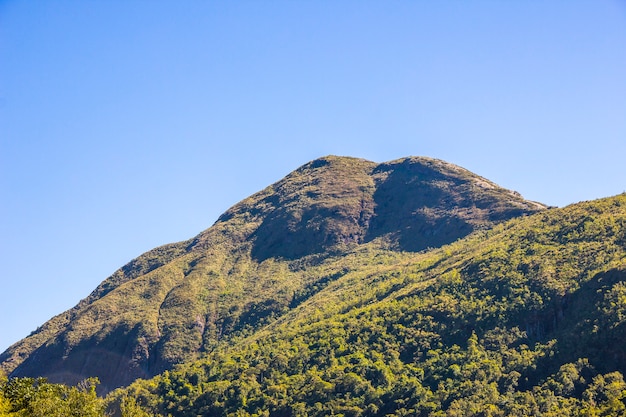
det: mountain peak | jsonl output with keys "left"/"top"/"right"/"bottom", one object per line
{"left": 1, "top": 155, "right": 546, "bottom": 393}
{"left": 226, "top": 155, "right": 546, "bottom": 260}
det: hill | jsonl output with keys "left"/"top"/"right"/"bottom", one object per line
{"left": 110, "top": 193, "right": 626, "bottom": 416}
{"left": 0, "top": 155, "right": 545, "bottom": 394}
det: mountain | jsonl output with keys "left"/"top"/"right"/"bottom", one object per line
{"left": 109, "top": 193, "right": 626, "bottom": 417}
{"left": 0, "top": 155, "right": 546, "bottom": 394}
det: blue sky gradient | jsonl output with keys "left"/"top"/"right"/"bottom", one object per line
{"left": 1, "top": 1, "right": 625, "bottom": 352}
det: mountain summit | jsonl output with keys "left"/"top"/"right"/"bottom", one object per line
{"left": 215, "top": 155, "right": 544, "bottom": 258}
{"left": 0, "top": 156, "right": 546, "bottom": 393}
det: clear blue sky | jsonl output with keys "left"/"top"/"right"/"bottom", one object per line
{"left": 1, "top": 1, "right": 625, "bottom": 352}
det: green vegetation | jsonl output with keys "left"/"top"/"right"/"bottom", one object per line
{"left": 0, "top": 373, "right": 105, "bottom": 417}
{"left": 0, "top": 373, "right": 157, "bottom": 417}
{"left": 97, "top": 194, "right": 626, "bottom": 416}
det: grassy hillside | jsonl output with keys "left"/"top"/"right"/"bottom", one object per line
{"left": 1, "top": 156, "right": 544, "bottom": 394}
{"left": 106, "top": 194, "right": 626, "bottom": 416}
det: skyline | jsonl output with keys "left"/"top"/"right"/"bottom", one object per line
{"left": 1, "top": 1, "right": 625, "bottom": 352}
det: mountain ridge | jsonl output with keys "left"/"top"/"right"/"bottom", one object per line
{"left": 0, "top": 155, "right": 547, "bottom": 394}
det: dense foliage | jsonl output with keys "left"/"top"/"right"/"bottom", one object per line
{"left": 0, "top": 374, "right": 105, "bottom": 417}
{"left": 99, "top": 194, "right": 626, "bottom": 416}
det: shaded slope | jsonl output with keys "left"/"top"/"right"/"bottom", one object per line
{"left": 0, "top": 241, "right": 191, "bottom": 383}
{"left": 366, "top": 157, "right": 544, "bottom": 251}
{"left": 0, "top": 155, "right": 545, "bottom": 393}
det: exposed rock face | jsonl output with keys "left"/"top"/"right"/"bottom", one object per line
{"left": 0, "top": 155, "right": 546, "bottom": 393}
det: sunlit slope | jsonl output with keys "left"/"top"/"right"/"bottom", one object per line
{"left": 114, "top": 194, "right": 626, "bottom": 416}
{"left": 0, "top": 156, "right": 545, "bottom": 393}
